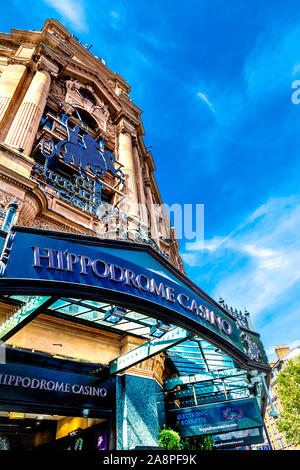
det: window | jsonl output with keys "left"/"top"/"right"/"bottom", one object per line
{"left": 74, "top": 108, "right": 98, "bottom": 133}
{"left": 79, "top": 88, "right": 96, "bottom": 106}
{"left": 276, "top": 438, "right": 283, "bottom": 449}
{"left": 40, "top": 112, "right": 53, "bottom": 130}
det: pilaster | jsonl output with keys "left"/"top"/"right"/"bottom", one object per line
{"left": 117, "top": 120, "right": 139, "bottom": 219}
{"left": 0, "top": 63, "right": 27, "bottom": 125}
{"left": 132, "top": 137, "right": 148, "bottom": 227}
{"left": 4, "top": 57, "right": 57, "bottom": 156}
{"left": 144, "top": 164, "right": 159, "bottom": 240}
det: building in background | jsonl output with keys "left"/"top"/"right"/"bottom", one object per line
{"left": 253, "top": 345, "right": 300, "bottom": 451}
{"left": 0, "top": 19, "right": 270, "bottom": 451}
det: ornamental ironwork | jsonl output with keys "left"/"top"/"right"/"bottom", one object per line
{"left": 99, "top": 226, "right": 170, "bottom": 259}
{"left": 41, "top": 113, "right": 125, "bottom": 185}
{"left": 240, "top": 332, "right": 262, "bottom": 362}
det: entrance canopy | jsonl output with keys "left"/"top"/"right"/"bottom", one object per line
{"left": 0, "top": 294, "right": 266, "bottom": 415}
{"left": 0, "top": 226, "right": 269, "bottom": 372}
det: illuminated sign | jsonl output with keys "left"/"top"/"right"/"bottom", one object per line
{"left": 168, "top": 398, "right": 263, "bottom": 437}
{"left": 32, "top": 110, "right": 128, "bottom": 227}
{"left": 0, "top": 362, "right": 114, "bottom": 413}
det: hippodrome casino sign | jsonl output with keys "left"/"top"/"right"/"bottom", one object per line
{"left": 0, "top": 227, "right": 269, "bottom": 369}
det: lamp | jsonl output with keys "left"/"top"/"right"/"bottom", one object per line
{"left": 103, "top": 306, "right": 127, "bottom": 324}
{"left": 150, "top": 321, "right": 171, "bottom": 338}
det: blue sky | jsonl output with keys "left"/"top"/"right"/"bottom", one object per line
{"left": 2, "top": 0, "right": 300, "bottom": 359}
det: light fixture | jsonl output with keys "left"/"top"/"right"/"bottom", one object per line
{"left": 247, "top": 383, "right": 258, "bottom": 396}
{"left": 9, "top": 412, "right": 25, "bottom": 420}
{"left": 150, "top": 321, "right": 171, "bottom": 338}
{"left": 103, "top": 306, "right": 127, "bottom": 324}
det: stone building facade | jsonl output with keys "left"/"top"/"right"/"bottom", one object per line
{"left": 0, "top": 18, "right": 183, "bottom": 267}
{"left": 0, "top": 18, "right": 185, "bottom": 450}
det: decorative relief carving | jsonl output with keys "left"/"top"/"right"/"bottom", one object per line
{"left": 106, "top": 116, "right": 116, "bottom": 141}
{"left": 30, "top": 217, "right": 82, "bottom": 234}
{"left": 106, "top": 79, "right": 115, "bottom": 89}
{"left": 49, "top": 78, "right": 66, "bottom": 103}
{"left": 47, "top": 25, "right": 68, "bottom": 42}
{"left": 0, "top": 192, "right": 15, "bottom": 209}
{"left": 17, "top": 195, "right": 40, "bottom": 226}
{"left": 64, "top": 78, "right": 114, "bottom": 134}
{"left": 0, "top": 192, "right": 36, "bottom": 227}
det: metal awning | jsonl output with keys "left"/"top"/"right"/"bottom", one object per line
{"left": 0, "top": 294, "right": 261, "bottom": 408}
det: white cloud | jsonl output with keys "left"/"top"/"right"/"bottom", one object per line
{"left": 183, "top": 196, "right": 300, "bottom": 319}
{"left": 110, "top": 11, "right": 120, "bottom": 19}
{"left": 244, "top": 21, "right": 300, "bottom": 100}
{"left": 197, "top": 92, "right": 215, "bottom": 113}
{"left": 43, "top": 0, "right": 88, "bottom": 33}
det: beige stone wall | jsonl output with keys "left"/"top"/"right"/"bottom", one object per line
{"left": 0, "top": 20, "right": 182, "bottom": 263}
{"left": 0, "top": 310, "right": 166, "bottom": 384}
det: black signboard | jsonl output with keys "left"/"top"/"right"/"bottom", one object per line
{"left": 0, "top": 362, "right": 114, "bottom": 417}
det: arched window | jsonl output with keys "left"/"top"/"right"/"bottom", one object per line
{"left": 78, "top": 88, "right": 96, "bottom": 105}
{"left": 74, "top": 108, "right": 98, "bottom": 133}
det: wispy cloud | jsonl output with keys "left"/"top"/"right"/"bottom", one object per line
{"left": 110, "top": 11, "right": 119, "bottom": 19}
{"left": 182, "top": 195, "right": 300, "bottom": 319}
{"left": 266, "top": 339, "right": 300, "bottom": 359}
{"left": 43, "top": 0, "right": 88, "bottom": 33}
{"left": 197, "top": 91, "right": 215, "bottom": 113}
{"left": 244, "top": 20, "right": 300, "bottom": 100}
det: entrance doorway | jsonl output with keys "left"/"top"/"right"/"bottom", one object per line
{"left": 0, "top": 411, "right": 109, "bottom": 450}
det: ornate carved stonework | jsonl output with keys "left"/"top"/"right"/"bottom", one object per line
{"left": 0, "top": 192, "right": 15, "bottom": 209}
{"left": 106, "top": 116, "right": 116, "bottom": 141}
{"left": 64, "top": 78, "right": 113, "bottom": 134}
{"left": 17, "top": 194, "right": 40, "bottom": 226}
{"left": 106, "top": 78, "right": 115, "bottom": 89}
{"left": 49, "top": 78, "right": 66, "bottom": 103}
{"left": 30, "top": 217, "right": 82, "bottom": 234}
{"left": 47, "top": 25, "right": 68, "bottom": 42}
{"left": 0, "top": 192, "right": 34, "bottom": 225}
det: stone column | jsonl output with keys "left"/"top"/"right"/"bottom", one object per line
{"left": 116, "top": 374, "right": 166, "bottom": 450}
{"left": 132, "top": 141, "right": 148, "bottom": 228}
{"left": 144, "top": 164, "right": 159, "bottom": 240}
{"left": 0, "top": 64, "right": 27, "bottom": 125}
{"left": 118, "top": 123, "right": 139, "bottom": 218}
{"left": 4, "top": 68, "right": 51, "bottom": 156}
